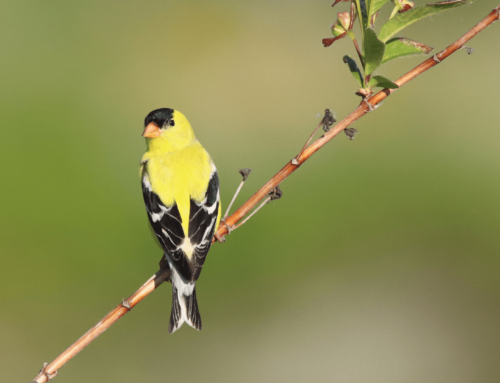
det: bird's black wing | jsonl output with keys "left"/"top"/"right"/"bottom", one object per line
{"left": 187, "top": 168, "right": 220, "bottom": 281}
{"left": 141, "top": 161, "right": 220, "bottom": 282}
{"left": 141, "top": 161, "right": 188, "bottom": 276}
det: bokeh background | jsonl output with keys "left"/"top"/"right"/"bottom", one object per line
{"left": 2, "top": 1, "right": 499, "bottom": 382}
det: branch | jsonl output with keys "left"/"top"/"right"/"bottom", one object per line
{"left": 216, "top": 5, "right": 500, "bottom": 240}
{"left": 31, "top": 6, "right": 500, "bottom": 383}
{"left": 32, "top": 268, "right": 171, "bottom": 383}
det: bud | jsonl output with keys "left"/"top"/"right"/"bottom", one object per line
{"left": 332, "top": 12, "right": 351, "bottom": 37}
{"left": 354, "top": 88, "right": 372, "bottom": 98}
{"left": 338, "top": 12, "right": 351, "bottom": 29}
{"left": 392, "top": 0, "right": 414, "bottom": 13}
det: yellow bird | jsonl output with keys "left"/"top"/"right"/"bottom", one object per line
{"left": 140, "top": 108, "right": 221, "bottom": 333}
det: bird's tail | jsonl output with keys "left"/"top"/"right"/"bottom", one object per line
{"left": 169, "top": 282, "right": 202, "bottom": 334}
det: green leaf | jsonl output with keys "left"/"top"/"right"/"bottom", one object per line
{"left": 368, "top": 75, "right": 399, "bottom": 89}
{"left": 379, "top": 0, "right": 471, "bottom": 42}
{"left": 343, "top": 55, "right": 364, "bottom": 87}
{"left": 363, "top": 28, "right": 385, "bottom": 75}
{"left": 359, "top": 0, "right": 369, "bottom": 27}
{"left": 354, "top": 0, "right": 369, "bottom": 28}
{"left": 382, "top": 38, "right": 433, "bottom": 63}
{"left": 370, "top": 0, "right": 391, "bottom": 17}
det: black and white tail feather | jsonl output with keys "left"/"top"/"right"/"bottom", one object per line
{"left": 167, "top": 256, "right": 202, "bottom": 333}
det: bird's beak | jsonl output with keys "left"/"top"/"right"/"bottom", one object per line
{"left": 142, "top": 123, "right": 162, "bottom": 138}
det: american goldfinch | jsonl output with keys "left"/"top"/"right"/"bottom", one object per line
{"left": 140, "top": 108, "right": 221, "bottom": 333}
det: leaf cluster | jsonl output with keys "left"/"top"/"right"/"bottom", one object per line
{"left": 324, "top": 0, "right": 471, "bottom": 97}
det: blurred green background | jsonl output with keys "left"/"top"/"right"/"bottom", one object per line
{"left": 2, "top": 1, "right": 500, "bottom": 382}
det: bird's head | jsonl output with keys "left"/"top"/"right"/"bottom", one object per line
{"left": 142, "top": 108, "right": 195, "bottom": 153}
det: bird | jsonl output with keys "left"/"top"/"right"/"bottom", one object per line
{"left": 140, "top": 108, "right": 221, "bottom": 333}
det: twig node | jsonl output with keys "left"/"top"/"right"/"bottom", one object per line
{"left": 363, "top": 99, "right": 375, "bottom": 111}
{"left": 33, "top": 363, "right": 58, "bottom": 383}
{"left": 221, "top": 219, "right": 234, "bottom": 234}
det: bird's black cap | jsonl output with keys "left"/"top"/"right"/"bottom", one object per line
{"left": 144, "top": 108, "right": 174, "bottom": 128}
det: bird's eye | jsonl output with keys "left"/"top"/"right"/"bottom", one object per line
{"left": 169, "top": 119, "right": 175, "bottom": 127}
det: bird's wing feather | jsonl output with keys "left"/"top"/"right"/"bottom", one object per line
{"left": 142, "top": 163, "right": 187, "bottom": 272}
{"left": 142, "top": 160, "right": 220, "bottom": 282}
{"left": 187, "top": 167, "right": 220, "bottom": 281}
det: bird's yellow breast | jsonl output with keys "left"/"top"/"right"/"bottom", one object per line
{"left": 142, "top": 141, "right": 212, "bottom": 237}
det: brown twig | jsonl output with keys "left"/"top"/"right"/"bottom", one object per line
{"left": 31, "top": 6, "right": 499, "bottom": 383}
{"left": 217, "top": 5, "right": 500, "bottom": 240}
{"left": 352, "top": 38, "right": 365, "bottom": 68}
{"left": 231, "top": 184, "right": 283, "bottom": 231}
{"left": 223, "top": 168, "right": 252, "bottom": 219}
{"left": 294, "top": 121, "right": 323, "bottom": 163}
{"left": 32, "top": 269, "right": 171, "bottom": 383}
{"left": 295, "top": 109, "right": 336, "bottom": 164}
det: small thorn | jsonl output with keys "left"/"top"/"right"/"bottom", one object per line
{"left": 268, "top": 185, "right": 283, "bottom": 202}
{"left": 291, "top": 158, "right": 299, "bottom": 166}
{"left": 36, "top": 363, "right": 58, "bottom": 382}
{"left": 461, "top": 46, "right": 474, "bottom": 55}
{"left": 344, "top": 127, "right": 359, "bottom": 140}
{"left": 122, "top": 300, "right": 131, "bottom": 309}
{"left": 238, "top": 168, "right": 252, "bottom": 181}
